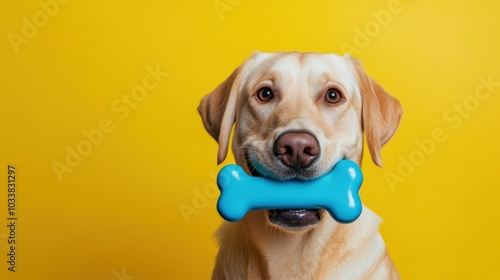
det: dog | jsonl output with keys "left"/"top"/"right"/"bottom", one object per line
{"left": 198, "top": 51, "right": 402, "bottom": 280}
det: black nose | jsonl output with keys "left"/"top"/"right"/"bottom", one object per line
{"left": 274, "top": 132, "right": 320, "bottom": 171}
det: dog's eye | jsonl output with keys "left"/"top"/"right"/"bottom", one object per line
{"left": 325, "top": 88, "right": 343, "bottom": 104}
{"left": 257, "top": 87, "right": 274, "bottom": 102}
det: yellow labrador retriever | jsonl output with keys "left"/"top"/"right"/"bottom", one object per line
{"left": 199, "top": 51, "right": 402, "bottom": 280}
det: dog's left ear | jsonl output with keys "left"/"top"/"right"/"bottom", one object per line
{"left": 198, "top": 53, "right": 258, "bottom": 164}
{"left": 349, "top": 57, "right": 402, "bottom": 167}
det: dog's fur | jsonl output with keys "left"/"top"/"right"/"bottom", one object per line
{"left": 199, "top": 51, "right": 402, "bottom": 279}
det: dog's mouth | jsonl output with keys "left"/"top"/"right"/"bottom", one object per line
{"left": 268, "top": 209, "right": 323, "bottom": 230}
{"left": 245, "top": 154, "right": 324, "bottom": 230}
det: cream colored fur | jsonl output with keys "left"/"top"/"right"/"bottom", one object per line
{"left": 199, "top": 51, "right": 402, "bottom": 279}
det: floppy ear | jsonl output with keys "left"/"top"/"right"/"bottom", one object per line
{"left": 198, "top": 55, "right": 257, "bottom": 164}
{"left": 198, "top": 68, "right": 241, "bottom": 164}
{"left": 350, "top": 58, "right": 402, "bottom": 167}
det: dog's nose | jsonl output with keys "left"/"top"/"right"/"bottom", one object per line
{"left": 274, "top": 132, "right": 319, "bottom": 171}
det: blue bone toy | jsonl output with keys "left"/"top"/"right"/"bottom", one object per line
{"left": 217, "top": 159, "right": 363, "bottom": 224}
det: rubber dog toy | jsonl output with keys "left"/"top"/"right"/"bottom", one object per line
{"left": 216, "top": 159, "right": 363, "bottom": 223}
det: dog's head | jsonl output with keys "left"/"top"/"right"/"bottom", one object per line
{"left": 199, "top": 51, "right": 402, "bottom": 232}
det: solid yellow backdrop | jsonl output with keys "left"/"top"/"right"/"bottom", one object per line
{"left": 1, "top": 0, "right": 499, "bottom": 279}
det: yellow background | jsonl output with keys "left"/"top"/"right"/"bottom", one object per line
{"left": 1, "top": 0, "right": 499, "bottom": 279}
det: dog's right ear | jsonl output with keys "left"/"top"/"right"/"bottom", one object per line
{"left": 198, "top": 53, "right": 258, "bottom": 164}
{"left": 198, "top": 68, "right": 241, "bottom": 164}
